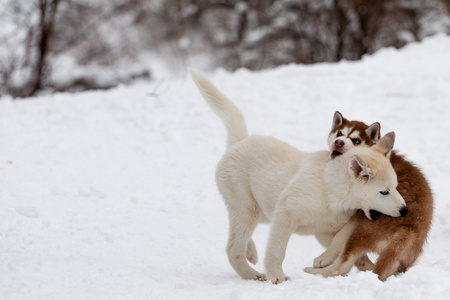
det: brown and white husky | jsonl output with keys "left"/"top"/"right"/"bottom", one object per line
{"left": 305, "top": 112, "right": 434, "bottom": 281}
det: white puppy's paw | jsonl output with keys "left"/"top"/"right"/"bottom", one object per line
{"left": 313, "top": 253, "right": 334, "bottom": 268}
{"left": 241, "top": 271, "right": 266, "bottom": 281}
{"left": 267, "top": 272, "right": 290, "bottom": 284}
{"left": 256, "top": 273, "right": 267, "bottom": 281}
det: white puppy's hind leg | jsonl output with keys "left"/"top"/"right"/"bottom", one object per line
{"left": 246, "top": 239, "right": 258, "bottom": 265}
{"left": 226, "top": 201, "right": 265, "bottom": 281}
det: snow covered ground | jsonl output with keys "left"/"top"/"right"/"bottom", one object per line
{"left": 1, "top": 34, "right": 450, "bottom": 299}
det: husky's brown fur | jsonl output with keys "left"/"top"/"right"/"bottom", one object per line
{"left": 306, "top": 116, "right": 433, "bottom": 281}
{"left": 345, "top": 151, "right": 433, "bottom": 280}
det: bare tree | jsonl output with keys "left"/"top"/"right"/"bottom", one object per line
{"left": 29, "top": 0, "right": 60, "bottom": 96}
{"left": 0, "top": 0, "right": 449, "bottom": 98}
{"left": 0, "top": 0, "right": 60, "bottom": 97}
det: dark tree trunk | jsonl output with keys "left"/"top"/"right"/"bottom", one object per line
{"left": 29, "top": 0, "right": 60, "bottom": 96}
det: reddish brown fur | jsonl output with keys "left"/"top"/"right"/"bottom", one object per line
{"left": 340, "top": 145, "right": 433, "bottom": 280}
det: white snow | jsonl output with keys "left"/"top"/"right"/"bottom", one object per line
{"left": 1, "top": 34, "right": 450, "bottom": 299}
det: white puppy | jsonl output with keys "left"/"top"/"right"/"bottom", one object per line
{"left": 189, "top": 69, "right": 407, "bottom": 283}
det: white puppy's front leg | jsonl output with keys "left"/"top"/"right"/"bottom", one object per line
{"left": 312, "top": 222, "right": 356, "bottom": 268}
{"left": 265, "top": 210, "right": 294, "bottom": 284}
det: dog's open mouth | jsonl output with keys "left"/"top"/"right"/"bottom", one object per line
{"left": 331, "top": 150, "right": 343, "bottom": 159}
{"left": 369, "top": 209, "right": 382, "bottom": 221}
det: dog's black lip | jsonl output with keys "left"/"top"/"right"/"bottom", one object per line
{"left": 369, "top": 209, "right": 382, "bottom": 221}
{"left": 332, "top": 150, "right": 343, "bottom": 157}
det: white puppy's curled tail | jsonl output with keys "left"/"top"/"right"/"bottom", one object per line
{"left": 189, "top": 69, "right": 248, "bottom": 149}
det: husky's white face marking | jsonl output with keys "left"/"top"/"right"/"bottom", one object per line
{"left": 328, "top": 127, "right": 368, "bottom": 159}
{"left": 349, "top": 131, "right": 362, "bottom": 143}
{"left": 328, "top": 112, "right": 381, "bottom": 159}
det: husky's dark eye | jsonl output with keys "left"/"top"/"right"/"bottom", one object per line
{"left": 380, "top": 190, "right": 389, "bottom": 196}
{"left": 352, "top": 139, "right": 361, "bottom": 144}
{"left": 337, "top": 132, "right": 343, "bottom": 137}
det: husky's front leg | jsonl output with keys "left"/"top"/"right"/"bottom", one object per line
{"left": 265, "top": 209, "right": 295, "bottom": 284}
{"left": 305, "top": 254, "right": 357, "bottom": 278}
{"left": 312, "top": 223, "right": 356, "bottom": 268}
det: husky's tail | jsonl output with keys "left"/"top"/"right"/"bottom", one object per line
{"left": 189, "top": 69, "right": 248, "bottom": 149}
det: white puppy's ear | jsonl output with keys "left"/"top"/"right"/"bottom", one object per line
{"left": 365, "top": 122, "right": 381, "bottom": 141}
{"left": 332, "top": 111, "right": 344, "bottom": 130}
{"left": 349, "top": 155, "right": 372, "bottom": 180}
{"left": 373, "top": 131, "right": 395, "bottom": 157}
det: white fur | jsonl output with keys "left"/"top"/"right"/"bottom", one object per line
{"left": 189, "top": 70, "right": 406, "bottom": 283}
{"left": 349, "top": 131, "right": 361, "bottom": 139}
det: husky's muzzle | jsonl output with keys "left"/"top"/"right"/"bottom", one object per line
{"left": 331, "top": 150, "right": 343, "bottom": 159}
{"left": 331, "top": 139, "right": 345, "bottom": 159}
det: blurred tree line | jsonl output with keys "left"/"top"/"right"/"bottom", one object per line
{"left": 0, "top": 0, "right": 449, "bottom": 97}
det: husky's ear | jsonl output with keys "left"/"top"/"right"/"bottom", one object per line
{"left": 365, "top": 122, "right": 381, "bottom": 142}
{"left": 332, "top": 111, "right": 344, "bottom": 130}
{"left": 349, "top": 155, "right": 372, "bottom": 181}
{"left": 373, "top": 131, "right": 395, "bottom": 157}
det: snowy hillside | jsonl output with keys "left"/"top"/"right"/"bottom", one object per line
{"left": 1, "top": 34, "right": 450, "bottom": 300}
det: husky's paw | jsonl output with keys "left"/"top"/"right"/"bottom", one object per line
{"left": 304, "top": 267, "right": 321, "bottom": 275}
{"left": 313, "top": 251, "right": 337, "bottom": 268}
{"left": 304, "top": 266, "right": 332, "bottom": 277}
{"left": 355, "top": 255, "right": 374, "bottom": 271}
{"left": 313, "top": 253, "right": 334, "bottom": 268}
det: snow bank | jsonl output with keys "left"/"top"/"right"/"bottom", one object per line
{"left": 1, "top": 34, "right": 450, "bottom": 299}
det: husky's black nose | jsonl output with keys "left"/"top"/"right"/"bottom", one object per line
{"left": 400, "top": 206, "right": 408, "bottom": 217}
